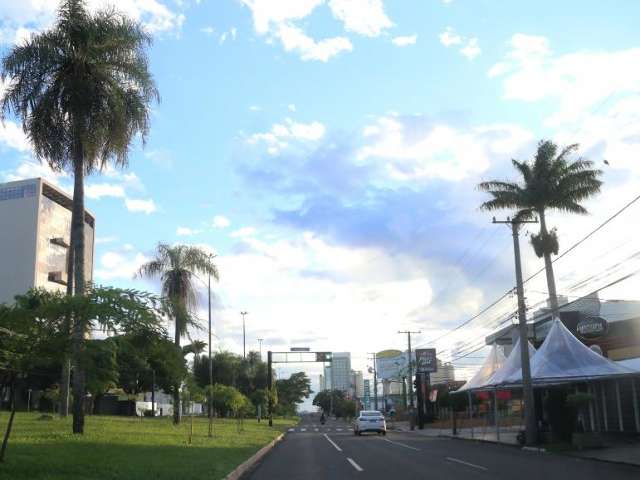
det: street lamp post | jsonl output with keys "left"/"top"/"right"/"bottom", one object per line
{"left": 208, "top": 253, "right": 215, "bottom": 437}
{"left": 240, "top": 311, "right": 248, "bottom": 359}
{"left": 258, "top": 338, "right": 263, "bottom": 360}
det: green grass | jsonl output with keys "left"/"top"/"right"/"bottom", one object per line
{"left": 0, "top": 413, "right": 297, "bottom": 480}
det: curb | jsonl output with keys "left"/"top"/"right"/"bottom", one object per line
{"left": 223, "top": 433, "right": 285, "bottom": 480}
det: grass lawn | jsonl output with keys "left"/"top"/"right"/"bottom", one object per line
{"left": 0, "top": 413, "right": 297, "bottom": 480}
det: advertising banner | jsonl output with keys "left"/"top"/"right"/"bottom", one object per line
{"left": 375, "top": 350, "right": 410, "bottom": 380}
{"left": 415, "top": 348, "right": 437, "bottom": 373}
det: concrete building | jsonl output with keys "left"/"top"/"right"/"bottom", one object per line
{"left": 0, "top": 178, "right": 95, "bottom": 304}
{"left": 329, "top": 352, "right": 351, "bottom": 393}
{"left": 430, "top": 360, "right": 456, "bottom": 385}
{"left": 323, "top": 364, "right": 332, "bottom": 391}
{"left": 351, "top": 370, "right": 364, "bottom": 398}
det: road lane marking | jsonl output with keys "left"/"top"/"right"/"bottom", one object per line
{"left": 288, "top": 428, "right": 295, "bottom": 432}
{"left": 347, "top": 458, "right": 364, "bottom": 472}
{"left": 300, "top": 428, "right": 307, "bottom": 432}
{"left": 446, "top": 457, "right": 488, "bottom": 471}
{"left": 336, "top": 428, "right": 343, "bottom": 431}
{"left": 324, "top": 434, "right": 343, "bottom": 452}
{"left": 314, "top": 428, "right": 319, "bottom": 432}
{"left": 384, "top": 438, "right": 420, "bottom": 451}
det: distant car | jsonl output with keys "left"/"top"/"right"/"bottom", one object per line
{"left": 354, "top": 410, "right": 386, "bottom": 436}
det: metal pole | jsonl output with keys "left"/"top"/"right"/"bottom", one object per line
{"left": 494, "top": 388, "right": 500, "bottom": 442}
{"left": 494, "top": 218, "right": 538, "bottom": 446}
{"left": 615, "top": 380, "right": 623, "bottom": 432}
{"left": 241, "top": 311, "right": 248, "bottom": 359}
{"left": 258, "top": 338, "right": 263, "bottom": 360}
{"left": 468, "top": 392, "right": 474, "bottom": 438}
{"left": 267, "top": 351, "right": 273, "bottom": 426}
{"left": 151, "top": 369, "right": 156, "bottom": 417}
{"left": 601, "top": 382, "right": 609, "bottom": 432}
{"left": 208, "top": 260, "right": 214, "bottom": 437}
{"left": 27, "top": 389, "right": 32, "bottom": 413}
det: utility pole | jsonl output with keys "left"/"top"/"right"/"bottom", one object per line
{"left": 258, "top": 338, "right": 264, "bottom": 360}
{"left": 267, "top": 351, "right": 273, "bottom": 426}
{"left": 398, "top": 330, "right": 420, "bottom": 408}
{"left": 208, "top": 254, "right": 215, "bottom": 437}
{"left": 368, "top": 352, "right": 378, "bottom": 410}
{"left": 240, "top": 311, "right": 248, "bottom": 359}
{"left": 493, "top": 216, "right": 538, "bottom": 446}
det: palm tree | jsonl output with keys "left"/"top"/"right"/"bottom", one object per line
{"left": 137, "top": 244, "right": 219, "bottom": 424}
{"left": 1, "top": 0, "right": 158, "bottom": 434}
{"left": 479, "top": 140, "right": 602, "bottom": 313}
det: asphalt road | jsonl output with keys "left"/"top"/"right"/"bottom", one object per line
{"left": 248, "top": 414, "right": 639, "bottom": 480}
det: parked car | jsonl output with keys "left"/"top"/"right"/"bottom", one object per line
{"left": 354, "top": 410, "right": 386, "bottom": 435}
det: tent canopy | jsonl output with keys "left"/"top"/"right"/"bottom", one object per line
{"left": 487, "top": 337, "right": 536, "bottom": 387}
{"left": 455, "top": 344, "right": 505, "bottom": 393}
{"left": 505, "top": 319, "right": 636, "bottom": 385}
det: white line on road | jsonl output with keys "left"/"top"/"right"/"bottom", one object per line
{"left": 324, "top": 434, "right": 343, "bottom": 452}
{"left": 347, "top": 458, "right": 364, "bottom": 472}
{"left": 314, "top": 428, "right": 319, "bottom": 432}
{"left": 288, "top": 428, "right": 295, "bottom": 432}
{"left": 446, "top": 457, "right": 488, "bottom": 471}
{"left": 336, "top": 428, "right": 343, "bottom": 431}
{"left": 384, "top": 438, "right": 420, "bottom": 451}
{"left": 300, "top": 428, "right": 307, "bottom": 432}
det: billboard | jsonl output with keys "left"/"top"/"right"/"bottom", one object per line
{"left": 376, "top": 349, "right": 410, "bottom": 380}
{"left": 415, "top": 348, "right": 437, "bottom": 373}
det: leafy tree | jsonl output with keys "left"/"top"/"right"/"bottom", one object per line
{"left": 209, "top": 384, "right": 251, "bottom": 417}
{"left": 275, "top": 372, "right": 312, "bottom": 416}
{"left": 479, "top": 140, "right": 602, "bottom": 313}
{"left": 137, "top": 244, "right": 218, "bottom": 424}
{"left": 83, "top": 339, "right": 118, "bottom": 398}
{"left": 1, "top": 0, "right": 158, "bottom": 434}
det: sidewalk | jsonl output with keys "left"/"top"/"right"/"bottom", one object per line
{"left": 388, "top": 421, "right": 640, "bottom": 467}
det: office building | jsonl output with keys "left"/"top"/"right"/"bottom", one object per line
{"left": 329, "top": 352, "right": 351, "bottom": 393}
{"left": 0, "top": 178, "right": 95, "bottom": 304}
{"left": 351, "top": 370, "right": 364, "bottom": 398}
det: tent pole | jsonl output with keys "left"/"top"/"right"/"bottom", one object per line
{"left": 601, "top": 382, "right": 609, "bottom": 432}
{"left": 588, "top": 383, "right": 595, "bottom": 432}
{"left": 494, "top": 388, "right": 500, "bottom": 442}
{"left": 615, "top": 380, "right": 623, "bottom": 432}
{"left": 468, "top": 392, "right": 474, "bottom": 439}
{"left": 631, "top": 379, "right": 640, "bottom": 433}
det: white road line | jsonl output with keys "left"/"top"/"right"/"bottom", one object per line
{"left": 288, "top": 428, "right": 295, "bottom": 432}
{"left": 446, "top": 457, "right": 488, "bottom": 471}
{"left": 324, "top": 434, "right": 343, "bottom": 452}
{"left": 336, "top": 428, "right": 343, "bottom": 431}
{"left": 347, "top": 458, "right": 364, "bottom": 472}
{"left": 314, "top": 428, "right": 319, "bottom": 432}
{"left": 300, "top": 428, "right": 307, "bottom": 432}
{"left": 384, "top": 438, "right": 420, "bottom": 451}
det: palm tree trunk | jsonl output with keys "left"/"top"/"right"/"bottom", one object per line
{"left": 539, "top": 210, "right": 559, "bottom": 315}
{"left": 71, "top": 149, "right": 87, "bottom": 434}
{"left": 59, "top": 247, "right": 74, "bottom": 417}
{"left": 174, "top": 325, "right": 181, "bottom": 425}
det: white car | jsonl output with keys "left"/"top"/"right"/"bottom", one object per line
{"left": 354, "top": 410, "right": 387, "bottom": 436}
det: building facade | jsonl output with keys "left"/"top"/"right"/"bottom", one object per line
{"left": 351, "top": 370, "right": 364, "bottom": 398}
{"left": 329, "top": 352, "right": 351, "bottom": 393}
{"left": 0, "top": 178, "right": 95, "bottom": 304}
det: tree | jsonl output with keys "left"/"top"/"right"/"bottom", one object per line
{"left": 1, "top": 0, "right": 158, "bottom": 434}
{"left": 137, "top": 244, "right": 218, "bottom": 424}
{"left": 479, "top": 140, "right": 602, "bottom": 313}
{"left": 275, "top": 372, "right": 312, "bottom": 416}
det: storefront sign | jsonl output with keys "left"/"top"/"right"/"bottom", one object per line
{"left": 576, "top": 316, "right": 608, "bottom": 339}
{"left": 415, "top": 348, "right": 437, "bottom": 373}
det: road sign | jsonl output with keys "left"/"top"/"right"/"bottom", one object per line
{"left": 290, "top": 347, "right": 310, "bottom": 352}
{"left": 415, "top": 348, "right": 437, "bottom": 373}
{"left": 315, "top": 352, "right": 332, "bottom": 362}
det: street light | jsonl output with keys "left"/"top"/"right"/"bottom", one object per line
{"left": 258, "top": 338, "right": 263, "bottom": 360}
{"left": 240, "top": 311, "right": 248, "bottom": 359}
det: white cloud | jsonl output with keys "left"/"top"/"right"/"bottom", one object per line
{"left": 176, "top": 227, "right": 200, "bottom": 236}
{"left": 249, "top": 105, "right": 261, "bottom": 112}
{"left": 212, "top": 215, "right": 231, "bottom": 229}
{"left": 200, "top": 26, "right": 215, "bottom": 36}
{"left": 1, "top": 160, "right": 68, "bottom": 188}
{"left": 358, "top": 115, "right": 533, "bottom": 181}
{"left": 328, "top": 0, "right": 393, "bottom": 37}
{"left": 95, "top": 250, "right": 149, "bottom": 280}
{"left": 439, "top": 27, "right": 480, "bottom": 60}
{"left": 85, "top": 183, "right": 126, "bottom": 199}
{"left": 240, "top": 0, "right": 323, "bottom": 34}
{"left": 0, "top": 0, "right": 185, "bottom": 45}
{"left": 439, "top": 27, "right": 462, "bottom": 46}
{"left": 248, "top": 118, "right": 326, "bottom": 154}
{"left": 490, "top": 34, "right": 640, "bottom": 127}
{"left": 392, "top": 35, "right": 417, "bottom": 47}
{"left": 460, "top": 38, "right": 481, "bottom": 60}
{"left": 276, "top": 23, "right": 352, "bottom": 62}
{"left": 230, "top": 227, "right": 257, "bottom": 238}
{"left": 125, "top": 198, "right": 157, "bottom": 214}
{"left": 288, "top": 104, "right": 297, "bottom": 112}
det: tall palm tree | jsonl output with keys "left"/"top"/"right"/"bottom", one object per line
{"left": 1, "top": 0, "right": 158, "bottom": 434}
{"left": 479, "top": 140, "right": 602, "bottom": 313}
{"left": 137, "top": 244, "right": 219, "bottom": 424}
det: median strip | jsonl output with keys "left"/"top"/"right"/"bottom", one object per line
{"left": 446, "top": 457, "right": 488, "bottom": 471}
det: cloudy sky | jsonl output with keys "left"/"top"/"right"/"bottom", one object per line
{"left": 2, "top": 0, "right": 640, "bottom": 382}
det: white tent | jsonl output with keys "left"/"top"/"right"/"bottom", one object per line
{"left": 456, "top": 344, "right": 506, "bottom": 393}
{"left": 504, "top": 319, "right": 636, "bottom": 385}
{"left": 487, "top": 337, "right": 536, "bottom": 387}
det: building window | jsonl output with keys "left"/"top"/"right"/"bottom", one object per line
{"left": 0, "top": 183, "right": 37, "bottom": 202}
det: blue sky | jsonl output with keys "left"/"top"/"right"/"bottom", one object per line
{"left": 2, "top": 0, "right": 640, "bottom": 382}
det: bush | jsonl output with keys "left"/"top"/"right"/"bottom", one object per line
{"left": 544, "top": 388, "right": 576, "bottom": 442}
